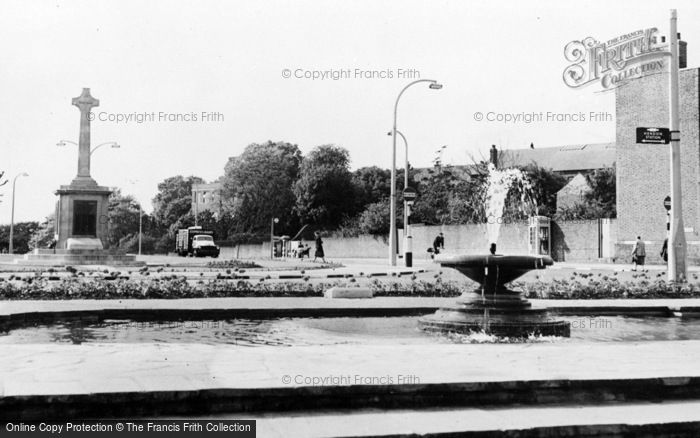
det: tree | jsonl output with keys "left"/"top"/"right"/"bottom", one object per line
{"left": 106, "top": 189, "right": 142, "bottom": 249}
{"left": 412, "top": 165, "right": 481, "bottom": 225}
{"left": 519, "top": 164, "right": 568, "bottom": 217}
{"left": 584, "top": 166, "right": 616, "bottom": 216}
{"left": 168, "top": 211, "right": 196, "bottom": 240}
{"left": 118, "top": 233, "right": 158, "bottom": 255}
{"left": 222, "top": 141, "right": 302, "bottom": 234}
{"left": 0, "top": 171, "right": 7, "bottom": 204}
{"left": 0, "top": 221, "right": 40, "bottom": 254}
{"left": 293, "top": 145, "right": 356, "bottom": 229}
{"left": 29, "top": 214, "right": 56, "bottom": 250}
{"left": 352, "top": 166, "right": 391, "bottom": 213}
{"left": 151, "top": 175, "right": 204, "bottom": 233}
{"left": 192, "top": 210, "right": 219, "bottom": 236}
{"left": 357, "top": 198, "right": 392, "bottom": 236}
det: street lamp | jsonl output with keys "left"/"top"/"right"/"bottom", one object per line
{"left": 57, "top": 140, "right": 120, "bottom": 154}
{"left": 270, "top": 217, "right": 279, "bottom": 259}
{"left": 128, "top": 179, "right": 144, "bottom": 257}
{"left": 90, "top": 141, "right": 120, "bottom": 155}
{"left": 387, "top": 130, "right": 409, "bottom": 240}
{"left": 9, "top": 172, "right": 29, "bottom": 254}
{"left": 389, "top": 79, "right": 442, "bottom": 266}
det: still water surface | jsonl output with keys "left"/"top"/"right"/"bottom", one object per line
{"left": 2, "top": 316, "right": 700, "bottom": 346}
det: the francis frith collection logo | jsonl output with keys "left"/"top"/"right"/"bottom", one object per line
{"left": 563, "top": 28, "right": 668, "bottom": 90}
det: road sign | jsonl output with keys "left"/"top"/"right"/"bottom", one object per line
{"left": 636, "top": 127, "right": 670, "bottom": 144}
{"left": 664, "top": 195, "right": 671, "bottom": 211}
{"left": 403, "top": 187, "right": 417, "bottom": 200}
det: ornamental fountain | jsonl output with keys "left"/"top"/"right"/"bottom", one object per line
{"left": 419, "top": 164, "right": 571, "bottom": 337}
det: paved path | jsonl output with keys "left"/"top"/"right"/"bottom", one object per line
{"left": 2, "top": 341, "right": 700, "bottom": 397}
{"left": 232, "top": 401, "right": 700, "bottom": 437}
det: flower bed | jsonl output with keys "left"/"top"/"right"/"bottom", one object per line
{"left": 0, "top": 277, "right": 463, "bottom": 300}
{"left": 2, "top": 272, "right": 700, "bottom": 300}
{"left": 517, "top": 276, "right": 700, "bottom": 299}
{"left": 206, "top": 260, "right": 262, "bottom": 269}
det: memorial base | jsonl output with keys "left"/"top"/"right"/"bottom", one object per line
{"left": 19, "top": 249, "right": 144, "bottom": 267}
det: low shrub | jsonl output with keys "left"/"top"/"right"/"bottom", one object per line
{"left": 516, "top": 278, "right": 700, "bottom": 299}
{"left": 206, "top": 260, "right": 262, "bottom": 269}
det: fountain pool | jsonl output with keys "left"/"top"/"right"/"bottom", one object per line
{"left": 3, "top": 315, "right": 700, "bottom": 346}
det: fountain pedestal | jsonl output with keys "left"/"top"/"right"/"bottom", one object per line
{"left": 419, "top": 254, "right": 570, "bottom": 337}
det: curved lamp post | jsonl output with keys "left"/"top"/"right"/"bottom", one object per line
{"left": 387, "top": 130, "right": 409, "bottom": 240}
{"left": 389, "top": 79, "right": 442, "bottom": 266}
{"left": 9, "top": 172, "right": 29, "bottom": 254}
{"left": 57, "top": 140, "right": 120, "bottom": 155}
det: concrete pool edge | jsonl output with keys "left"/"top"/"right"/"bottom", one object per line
{"left": 2, "top": 297, "right": 700, "bottom": 330}
{"left": 3, "top": 375, "right": 700, "bottom": 421}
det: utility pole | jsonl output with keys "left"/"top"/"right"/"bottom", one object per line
{"left": 668, "top": 9, "right": 687, "bottom": 282}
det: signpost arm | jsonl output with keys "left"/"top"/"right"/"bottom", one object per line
{"left": 668, "top": 9, "right": 687, "bottom": 282}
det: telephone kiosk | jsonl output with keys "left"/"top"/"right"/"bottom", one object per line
{"left": 528, "top": 216, "right": 551, "bottom": 256}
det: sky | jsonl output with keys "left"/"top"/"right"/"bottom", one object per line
{"left": 2, "top": 0, "right": 699, "bottom": 223}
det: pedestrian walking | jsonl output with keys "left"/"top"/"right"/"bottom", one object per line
{"left": 313, "top": 232, "right": 326, "bottom": 263}
{"left": 660, "top": 238, "right": 668, "bottom": 263}
{"left": 632, "top": 236, "right": 646, "bottom": 271}
{"left": 432, "top": 232, "right": 445, "bottom": 255}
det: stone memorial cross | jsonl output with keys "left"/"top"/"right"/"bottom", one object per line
{"left": 71, "top": 88, "right": 100, "bottom": 178}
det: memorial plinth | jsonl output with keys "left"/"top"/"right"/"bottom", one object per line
{"left": 55, "top": 183, "right": 111, "bottom": 251}
{"left": 21, "top": 249, "right": 143, "bottom": 266}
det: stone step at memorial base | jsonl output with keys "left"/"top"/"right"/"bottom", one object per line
{"left": 17, "top": 249, "right": 144, "bottom": 267}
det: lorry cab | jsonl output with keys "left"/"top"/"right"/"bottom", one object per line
{"left": 191, "top": 234, "right": 219, "bottom": 258}
{"left": 176, "top": 227, "right": 220, "bottom": 258}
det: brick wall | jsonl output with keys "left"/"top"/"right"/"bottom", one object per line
{"left": 552, "top": 220, "right": 601, "bottom": 261}
{"left": 616, "top": 67, "right": 700, "bottom": 244}
{"left": 223, "top": 220, "right": 618, "bottom": 263}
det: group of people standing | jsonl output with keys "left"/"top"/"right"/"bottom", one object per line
{"left": 631, "top": 235, "right": 669, "bottom": 272}
{"left": 291, "top": 231, "right": 326, "bottom": 263}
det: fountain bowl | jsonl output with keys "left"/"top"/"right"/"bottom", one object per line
{"left": 419, "top": 253, "right": 570, "bottom": 338}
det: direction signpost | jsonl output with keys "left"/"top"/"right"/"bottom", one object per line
{"left": 668, "top": 10, "right": 687, "bottom": 282}
{"left": 403, "top": 187, "right": 417, "bottom": 267}
{"left": 636, "top": 127, "right": 671, "bottom": 144}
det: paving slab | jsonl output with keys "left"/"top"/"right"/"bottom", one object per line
{"left": 239, "top": 401, "right": 700, "bottom": 437}
{"left": 2, "top": 341, "right": 700, "bottom": 397}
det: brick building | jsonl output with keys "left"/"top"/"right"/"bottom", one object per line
{"left": 499, "top": 143, "right": 615, "bottom": 181}
{"left": 556, "top": 174, "right": 591, "bottom": 210}
{"left": 615, "top": 68, "right": 700, "bottom": 261}
{"left": 192, "top": 182, "right": 223, "bottom": 219}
